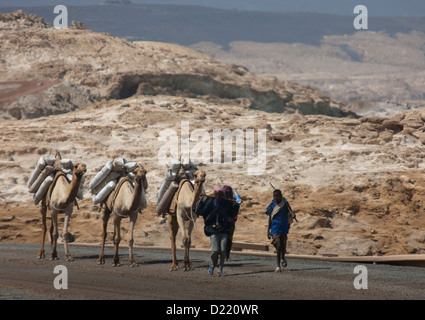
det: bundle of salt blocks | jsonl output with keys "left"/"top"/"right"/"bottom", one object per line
{"left": 28, "top": 155, "right": 84, "bottom": 205}
{"left": 155, "top": 157, "right": 199, "bottom": 216}
{"left": 89, "top": 158, "right": 139, "bottom": 205}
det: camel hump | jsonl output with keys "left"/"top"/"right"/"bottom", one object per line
{"left": 168, "top": 179, "right": 193, "bottom": 215}
{"left": 45, "top": 171, "right": 69, "bottom": 209}
{"left": 89, "top": 158, "right": 144, "bottom": 206}
{"left": 178, "top": 178, "right": 193, "bottom": 191}
{"left": 108, "top": 175, "right": 133, "bottom": 211}
{"left": 115, "top": 175, "right": 132, "bottom": 193}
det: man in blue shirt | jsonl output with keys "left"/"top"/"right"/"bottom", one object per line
{"left": 265, "top": 189, "right": 295, "bottom": 272}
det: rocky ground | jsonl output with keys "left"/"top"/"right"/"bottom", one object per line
{"left": 1, "top": 11, "right": 425, "bottom": 258}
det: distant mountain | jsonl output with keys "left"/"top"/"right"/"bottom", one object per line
{"left": 1, "top": 0, "right": 425, "bottom": 17}
{"left": 102, "top": 0, "right": 133, "bottom": 4}
{"left": 2, "top": 4, "right": 425, "bottom": 47}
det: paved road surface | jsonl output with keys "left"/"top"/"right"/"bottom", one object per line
{"left": 1, "top": 243, "right": 424, "bottom": 303}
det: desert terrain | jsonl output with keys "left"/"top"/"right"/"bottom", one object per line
{"left": 1, "top": 11, "right": 425, "bottom": 260}
{"left": 192, "top": 31, "right": 425, "bottom": 104}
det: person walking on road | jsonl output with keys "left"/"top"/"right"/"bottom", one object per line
{"left": 222, "top": 185, "right": 240, "bottom": 261}
{"left": 265, "top": 189, "right": 295, "bottom": 272}
{"left": 197, "top": 187, "right": 234, "bottom": 277}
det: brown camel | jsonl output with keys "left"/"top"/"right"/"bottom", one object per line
{"left": 38, "top": 162, "right": 87, "bottom": 261}
{"left": 168, "top": 169, "right": 206, "bottom": 271}
{"left": 97, "top": 165, "right": 148, "bottom": 267}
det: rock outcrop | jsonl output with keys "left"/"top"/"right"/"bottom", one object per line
{"left": 0, "top": 10, "right": 354, "bottom": 120}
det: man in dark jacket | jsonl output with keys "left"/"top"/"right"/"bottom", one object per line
{"left": 197, "top": 187, "right": 234, "bottom": 277}
{"left": 222, "top": 185, "right": 240, "bottom": 261}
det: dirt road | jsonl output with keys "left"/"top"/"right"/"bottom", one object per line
{"left": 1, "top": 243, "right": 425, "bottom": 303}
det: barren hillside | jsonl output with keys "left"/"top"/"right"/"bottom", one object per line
{"left": 1, "top": 11, "right": 425, "bottom": 257}
{"left": 0, "top": 11, "right": 354, "bottom": 120}
{"left": 193, "top": 31, "right": 425, "bottom": 103}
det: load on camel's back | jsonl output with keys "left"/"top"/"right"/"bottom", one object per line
{"left": 28, "top": 154, "right": 84, "bottom": 205}
{"left": 89, "top": 157, "right": 147, "bottom": 209}
{"left": 156, "top": 157, "right": 203, "bottom": 217}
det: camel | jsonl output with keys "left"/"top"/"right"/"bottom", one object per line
{"left": 38, "top": 162, "right": 87, "bottom": 261}
{"left": 97, "top": 165, "right": 148, "bottom": 267}
{"left": 168, "top": 169, "right": 206, "bottom": 271}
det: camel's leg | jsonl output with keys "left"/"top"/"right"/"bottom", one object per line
{"left": 50, "top": 211, "right": 59, "bottom": 260}
{"left": 49, "top": 216, "right": 53, "bottom": 244}
{"left": 38, "top": 201, "right": 47, "bottom": 259}
{"left": 183, "top": 211, "right": 196, "bottom": 271}
{"left": 63, "top": 206, "right": 73, "bottom": 261}
{"left": 128, "top": 213, "right": 138, "bottom": 267}
{"left": 97, "top": 208, "right": 110, "bottom": 265}
{"left": 112, "top": 215, "right": 122, "bottom": 267}
{"left": 167, "top": 214, "right": 179, "bottom": 271}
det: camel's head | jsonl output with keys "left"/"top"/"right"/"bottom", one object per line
{"left": 73, "top": 163, "right": 87, "bottom": 177}
{"left": 193, "top": 169, "right": 206, "bottom": 184}
{"left": 134, "top": 164, "right": 147, "bottom": 182}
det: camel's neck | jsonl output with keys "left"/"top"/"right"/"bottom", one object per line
{"left": 64, "top": 174, "right": 82, "bottom": 205}
{"left": 128, "top": 178, "right": 144, "bottom": 213}
{"left": 190, "top": 180, "right": 204, "bottom": 207}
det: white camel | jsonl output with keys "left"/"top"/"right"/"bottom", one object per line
{"left": 168, "top": 169, "right": 206, "bottom": 271}
{"left": 97, "top": 165, "right": 148, "bottom": 267}
{"left": 38, "top": 162, "right": 87, "bottom": 261}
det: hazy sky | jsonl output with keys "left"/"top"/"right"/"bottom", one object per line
{"left": 1, "top": 0, "right": 425, "bottom": 17}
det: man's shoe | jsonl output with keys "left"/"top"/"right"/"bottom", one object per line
{"left": 208, "top": 265, "right": 214, "bottom": 276}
